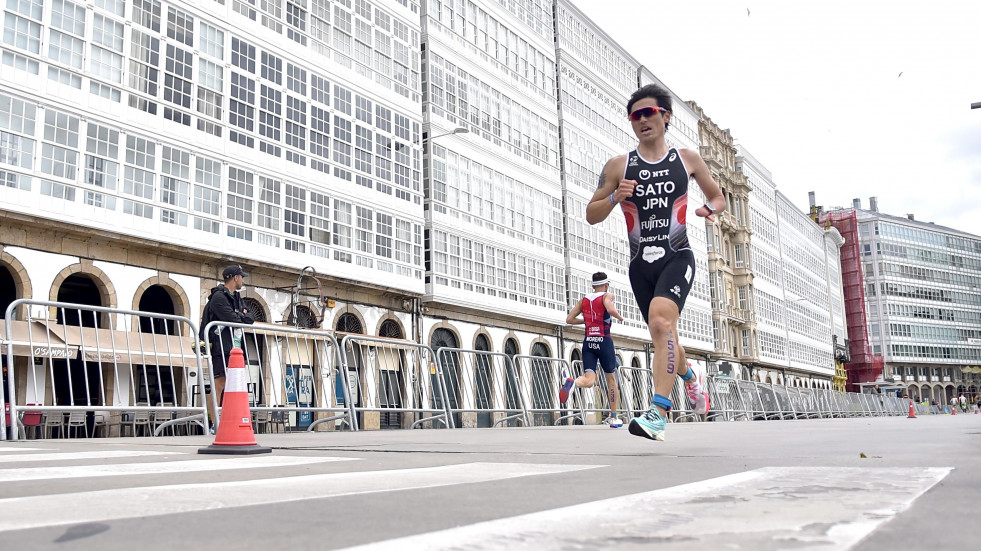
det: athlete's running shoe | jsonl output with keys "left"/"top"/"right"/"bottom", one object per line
{"left": 628, "top": 407, "right": 666, "bottom": 441}
{"left": 559, "top": 377, "right": 576, "bottom": 404}
{"left": 602, "top": 415, "right": 623, "bottom": 428}
{"left": 685, "top": 374, "right": 710, "bottom": 415}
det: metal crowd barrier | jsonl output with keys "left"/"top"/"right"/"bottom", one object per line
{"left": 203, "top": 320, "right": 353, "bottom": 433}
{"left": 339, "top": 335, "right": 447, "bottom": 430}
{"left": 435, "top": 348, "right": 529, "bottom": 428}
{"left": 512, "top": 355, "right": 578, "bottom": 426}
{"left": 617, "top": 362, "right": 653, "bottom": 419}
{"left": 561, "top": 359, "right": 623, "bottom": 425}
{"left": 2, "top": 299, "right": 207, "bottom": 441}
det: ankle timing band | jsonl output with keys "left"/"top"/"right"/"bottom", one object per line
{"left": 653, "top": 394, "right": 673, "bottom": 411}
{"left": 680, "top": 367, "right": 694, "bottom": 382}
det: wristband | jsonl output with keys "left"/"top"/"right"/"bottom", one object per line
{"left": 703, "top": 202, "right": 717, "bottom": 213}
{"left": 609, "top": 192, "right": 617, "bottom": 205}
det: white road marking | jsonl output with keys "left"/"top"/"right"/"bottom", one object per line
{"left": 0, "top": 450, "right": 176, "bottom": 463}
{"left": 0, "top": 455, "right": 356, "bottom": 482}
{"left": 340, "top": 466, "right": 952, "bottom": 551}
{"left": 0, "top": 447, "right": 45, "bottom": 452}
{"left": 0, "top": 462, "right": 599, "bottom": 532}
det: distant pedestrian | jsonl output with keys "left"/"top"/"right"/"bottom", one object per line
{"left": 200, "top": 265, "right": 255, "bottom": 433}
{"left": 959, "top": 394, "right": 967, "bottom": 413}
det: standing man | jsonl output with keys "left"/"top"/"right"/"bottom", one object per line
{"left": 587, "top": 84, "right": 725, "bottom": 441}
{"left": 200, "top": 265, "right": 255, "bottom": 432}
{"left": 562, "top": 272, "right": 626, "bottom": 427}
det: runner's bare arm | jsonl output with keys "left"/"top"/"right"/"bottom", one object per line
{"left": 586, "top": 156, "right": 633, "bottom": 225}
{"left": 566, "top": 302, "right": 584, "bottom": 325}
{"left": 604, "top": 293, "right": 625, "bottom": 322}
{"left": 680, "top": 149, "right": 726, "bottom": 218}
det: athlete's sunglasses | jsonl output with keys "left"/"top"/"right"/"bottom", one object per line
{"left": 628, "top": 106, "right": 669, "bottom": 121}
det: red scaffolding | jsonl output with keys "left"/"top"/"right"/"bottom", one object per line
{"left": 821, "top": 210, "right": 884, "bottom": 391}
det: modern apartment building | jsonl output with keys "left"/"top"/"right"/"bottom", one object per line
{"left": 822, "top": 198, "right": 981, "bottom": 402}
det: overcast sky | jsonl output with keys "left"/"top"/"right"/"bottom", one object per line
{"left": 573, "top": 0, "right": 981, "bottom": 236}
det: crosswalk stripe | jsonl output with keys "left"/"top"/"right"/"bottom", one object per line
{"left": 338, "top": 466, "right": 952, "bottom": 551}
{"left": 0, "top": 455, "right": 356, "bottom": 482}
{"left": 0, "top": 462, "right": 600, "bottom": 532}
{"left": 0, "top": 450, "right": 175, "bottom": 464}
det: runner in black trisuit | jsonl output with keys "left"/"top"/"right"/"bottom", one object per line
{"left": 587, "top": 84, "right": 726, "bottom": 441}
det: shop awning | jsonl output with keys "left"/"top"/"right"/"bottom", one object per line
{"left": 0, "top": 319, "right": 77, "bottom": 359}
{"left": 37, "top": 321, "right": 199, "bottom": 367}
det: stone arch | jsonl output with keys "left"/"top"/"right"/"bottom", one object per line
{"left": 472, "top": 329, "right": 493, "bottom": 351}
{"left": 48, "top": 262, "right": 116, "bottom": 324}
{"left": 427, "top": 321, "right": 461, "bottom": 350}
{"left": 0, "top": 250, "right": 32, "bottom": 319}
{"left": 377, "top": 316, "right": 405, "bottom": 339}
{"left": 238, "top": 293, "right": 270, "bottom": 324}
{"left": 288, "top": 303, "right": 321, "bottom": 328}
{"left": 502, "top": 332, "right": 521, "bottom": 357}
{"left": 133, "top": 275, "right": 191, "bottom": 319}
{"left": 529, "top": 338, "right": 551, "bottom": 358}
{"left": 334, "top": 308, "right": 365, "bottom": 334}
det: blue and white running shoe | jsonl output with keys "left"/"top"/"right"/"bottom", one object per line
{"left": 628, "top": 407, "right": 666, "bottom": 441}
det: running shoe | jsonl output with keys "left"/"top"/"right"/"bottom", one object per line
{"left": 559, "top": 377, "right": 576, "bottom": 404}
{"left": 628, "top": 407, "right": 666, "bottom": 441}
{"left": 602, "top": 415, "right": 623, "bottom": 428}
{"left": 685, "top": 374, "right": 710, "bottom": 415}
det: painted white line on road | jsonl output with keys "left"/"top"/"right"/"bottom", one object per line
{"left": 0, "top": 462, "right": 599, "bottom": 532}
{"left": 0, "top": 447, "right": 45, "bottom": 452}
{"left": 0, "top": 455, "right": 357, "bottom": 482}
{"left": 340, "top": 466, "right": 952, "bottom": 551}
{"left": 0, "top": 450, "right": 177, "bottom": 463}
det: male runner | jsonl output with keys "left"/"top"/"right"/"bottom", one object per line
{"left": 587, "top": 84, "right": 725, "bottom": 441}
{"left": 561, "top": 272, "right": 626, "bottom": 427}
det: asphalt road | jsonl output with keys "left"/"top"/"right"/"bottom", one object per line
{"left": 0, "top": 413, "right": 977, "bottom": 550}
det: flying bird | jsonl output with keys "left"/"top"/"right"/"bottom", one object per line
{"left": 898, "top": 72, "right": 903, "bottom": 78}
{"left": 747, "top": 8, "right": 750, "bottom": 16}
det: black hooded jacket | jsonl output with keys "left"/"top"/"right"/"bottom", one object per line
{"left": 200, "top": 285, "right": 255, "bottom": 352}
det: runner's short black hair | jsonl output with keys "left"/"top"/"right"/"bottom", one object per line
{"left": 627, "top": 84, "right": 672, "bottom": 130}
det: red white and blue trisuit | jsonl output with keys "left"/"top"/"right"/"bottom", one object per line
{"left": 581, "top": 291, "right": 618, "bottom": 374}
{"left": 619, "top": 147, "right": 696, "bottom": 322}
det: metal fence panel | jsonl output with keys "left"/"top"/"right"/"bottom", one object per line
{"left": 617, "top": 363, "right": 652, "bottom": 419}
{"left": 513, "top": 355, "right": 579, "bottom": 426}
{"left": 3, "top": 299, "right": 206, "bottom": 441}
{"left": 203, "top": 320, "right": 351, "bottom": 432}
{"left": 435, "top": 348, "right": 529, "bottom": 428}
{"left": 562, "top": 360, "right": 621, "bottom": 424}
{"left": 706, "top": 377, "right": 748, "bottom": 421}
{"left": 339, "top": 335, "right": 447, "bottom": 430}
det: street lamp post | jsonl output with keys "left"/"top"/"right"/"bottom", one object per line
{"left": 424, "top": 126, "right": 469, "bottom": 142}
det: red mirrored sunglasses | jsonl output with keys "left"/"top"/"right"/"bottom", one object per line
{"left": 628, "top": 106, "right": 668, "bottom": 121}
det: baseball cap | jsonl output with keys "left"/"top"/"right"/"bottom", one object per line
{"left": 222, "top": 265, "right": 248, "bottom": 280}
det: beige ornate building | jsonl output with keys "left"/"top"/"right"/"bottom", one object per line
{"left": 688, "top": 102, "right": 757, "bottom": 379}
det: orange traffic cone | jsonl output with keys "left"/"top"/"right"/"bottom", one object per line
{"left": 974, "top": 405, "right": 979, "bottom": 414}
{"left": 951, "top": 406, "right": 957, "bottom": 415}
{"left": 907, "top": 401, "right": 916, "bottom": 419}
{"left": 199, "top": 348, "right": 271, "bottom": 455}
